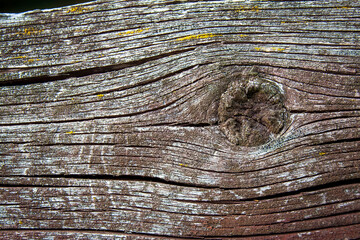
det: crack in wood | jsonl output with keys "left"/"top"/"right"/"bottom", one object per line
{"left": 0, "top": 48, "right": 195, "bottom": 86}
{"left": 2, "top": 176, "right": 359, "bottom": 202}
{"left": 0, "top": 229, "right": 204, "bottom": 239}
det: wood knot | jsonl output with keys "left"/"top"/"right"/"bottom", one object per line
{"left": 218, "top": 76, "right": 288, "bottom": 146}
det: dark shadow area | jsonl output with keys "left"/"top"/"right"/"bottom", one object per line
{"left": 0, "top": 0, "right": 93, "bottom": 13}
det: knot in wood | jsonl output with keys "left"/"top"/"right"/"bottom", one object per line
{"left": 218, "top": 76, "right": 288, "bottom": 146}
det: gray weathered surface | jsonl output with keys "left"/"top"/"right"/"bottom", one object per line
{"left": 0, "top": 0, "right": 359, "bottom": 238}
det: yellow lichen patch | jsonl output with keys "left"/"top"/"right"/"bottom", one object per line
{"left": 12, "top": 56, "right": 28, "bottom": 59}
{"left": 281, "top": 20, "right": 313, "bottom": 25}
{"left": 176, "top": 33, "right": 222, "bottom": 41}
{"left": 66, "top": 6, "right": 94, "bottom": 13}
{"left": 74, "top": 29, "right": 86, "bottom": 33}
{"left": 26, "top": 59, "right": 40, "bottom": 63}
{"left": 319, "top": 152, "right": 326, "bottom": 156}
{"left": 117, "top": 28, "right": 150, "bottom": 36}
{"left": 236, "top": 6, "right": 260, "bottom": 13}
{"left": 254, "top": 47, "right": 286, "bottom": 52}
{"left": 14, "top": 56, "right": 40, "bottom": 63}
{"left": 97, "top": 94, "right": 104, "bottom": 99}
{"left": 335, "top": 6, "right": 352, "bottom": 9}
{"left": 271, "top": 47, "right": 285, "bottom": 51}
{"left": 66, "top": 131, "right": 74, "bottom": 134}
{"left": 17, "top": 28, "right": 44, "bottom": 36}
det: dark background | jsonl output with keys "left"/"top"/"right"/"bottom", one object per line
{"left": 0, "top": 0, "right": 92, "bottom": 13}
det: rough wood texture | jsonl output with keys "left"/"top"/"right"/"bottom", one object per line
{"left": 0, "top": 0, "right": 359, "bottom": 239}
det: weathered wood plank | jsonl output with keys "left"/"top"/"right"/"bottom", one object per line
{"left": 1, "top": 178, "right": 359, "bottom": 236}
{"left": 1, "top": 225, "right": 360, "bottom": 240}
{"left": 0, "top": 0, "right": 359, "bottom": 238}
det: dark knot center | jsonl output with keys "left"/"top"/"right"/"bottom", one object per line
{"left": 218, "top": 76, "right": 288, "bottom": 146}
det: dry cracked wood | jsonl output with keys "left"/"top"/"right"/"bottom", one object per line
{"left": 0, "top": 0, "right": 359, "bottom": 239}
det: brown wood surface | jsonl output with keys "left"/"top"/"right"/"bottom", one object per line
{"left": 0, "top": 0, "right": 359, "bottom": 239}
